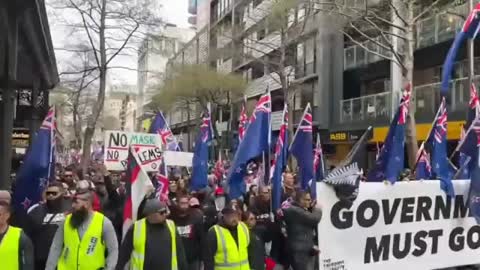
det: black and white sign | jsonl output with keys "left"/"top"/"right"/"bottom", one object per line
{"left": 317, "top": 180, "right": 480, "bottom": 270}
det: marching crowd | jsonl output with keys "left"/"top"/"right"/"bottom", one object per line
{"left": 0, "top": 161, "right": 323, "bottom": 270}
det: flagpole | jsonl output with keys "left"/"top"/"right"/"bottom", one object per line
{"left": 449, "top": 116, "right": 478, "bottom": 159}
{"left": 412, "top": 101, "right": 443, "bottom": 169}
{"left": 265, "top": 87, "right": 272, "bottom": 191}
{"left": 288, "top": 103, "right": 311, "bottom": 151}
{"left": 337, "top": 126, "right": 372, "bottom": 168}
{"left": 453, "top": 156, "right": 471, "bottom": 180}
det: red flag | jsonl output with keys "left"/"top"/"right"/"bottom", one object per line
{"left": 214, "top": 150, "right": 224, "bottom": 182}
{"left": 123, "top": 146, "right": 154, "bottom": 237}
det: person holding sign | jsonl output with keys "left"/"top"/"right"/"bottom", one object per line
{"left": 282, "top": 190, "right": 322, "bottom": 270}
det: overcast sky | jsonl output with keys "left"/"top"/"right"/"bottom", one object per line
{"left": 49, "top": 0, "right": 190, "bottom": 87}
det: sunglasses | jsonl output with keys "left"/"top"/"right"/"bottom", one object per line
{"left": 158, "top": 210, "right": 168, "bottom": 215}
{"left": 46, "top": 191, "right": 59, "bottom": 197}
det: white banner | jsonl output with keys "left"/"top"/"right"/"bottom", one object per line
{"left": 317, "top": 180, "right": 480, "bottom": 270}
{"left": 104, "top": 130, "right": 162, "bottom": 171}
{"left": 163, "top": 151, "right": 194, "bottom": 167}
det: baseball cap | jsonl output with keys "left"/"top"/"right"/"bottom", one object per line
{"left": 221, "top": 203, "right": 237, "bottom": 215}
{"left": 143, "top": 199, "right": 168, "bottom": 216}
{"left": 189, "top": 197, "right": 200, "bottom": 207}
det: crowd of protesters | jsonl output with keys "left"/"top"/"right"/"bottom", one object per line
{"left": 0, "top": 159, "right": 323, "bottom": 270}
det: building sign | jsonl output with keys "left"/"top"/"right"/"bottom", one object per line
{"left": 317, "top": 180, "right": 480, "bottom": 270}
{"left": 12, "top": 128, "right": 30, "bottom": 150}
{"left": 328, "top": 130, "right": 370, "bottom": 143}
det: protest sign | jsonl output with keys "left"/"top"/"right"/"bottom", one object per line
{"left": 104, "top": 130, "right": 162, "bottom": 171}
{"left": 163, "top": 151, "right": 194, "bottom": 167}
{"left": 317, "top": 180, "right": 480, "bottom": 270}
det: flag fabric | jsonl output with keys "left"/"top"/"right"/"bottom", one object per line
{"left": 431, "top": 98, "right": 455, "bottom": 197}
{"left": 290, "top": 103, "right": 314, "bottom": 191}
{"left": 441, "top": 4, "right": 480, "bottom": 95}
{"left": 228, "top": 92, "right": 271, "bottom": 199}
{"left": 14, "top": 107, "right": 56, "bottom": 212}
{"left": 155, "top": 154, "right": 170, "bottom": 203}
{"left": 123, "top": 146, "right": 154, "bottom": 236}
{"left": 270, "top": 104, "right": 288, "bottom": 211}
{"left": 458, "top": 126, "right": 470, "bottom": 179}
{"left": 150, "top": 112, "right": 181, "bottom": 151}
{"left": 238, "top": 96, "right": 248, "bottom": 142}
{"left": 191, "top": 106, "right": 214, "bottom": 191}
{"left": 311, "top": 134, "right": 325, "bottom": 200}
{"left": 415, "top": 144, "right": 432, "bottom": 180}
{"left": 367, "top": 85, "right": 411, "bottom": 183}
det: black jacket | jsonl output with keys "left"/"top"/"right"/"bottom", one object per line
{"left": 25, "top": 199, "right": 71, "bottom": 262}
{"left": 170, "top": 210, "right": 205, "bottom": 263}
{"left": 282, "top": 203, "right": 322, "bottom": 253}
{"left": 250, "top": 227, "right": 266, "bottom": 270}
{"left": 204, "top": 222, "right": 255, "bottom": 270}
{"left": 116, "top": 220, "right": 188, "bottom": 270}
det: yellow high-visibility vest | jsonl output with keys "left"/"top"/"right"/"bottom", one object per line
{"left": 0, "top": 226, "right": 22, "bottom": 270}
{"left": 58, "top": 211, "right": 106, "bottom": 270}
{"left": 131, "top": 218, "right": 178, "bottom": 270}
{"left": 213, "top": 222, "right": 250, "bottom": 270}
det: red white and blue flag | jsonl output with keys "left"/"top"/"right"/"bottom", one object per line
{"left": 156, "top": 154, "right": 170, "bottom": 203}
{"left": 290, "top": 103, "right": 314, "bottom": 192}
{"left": 270, "top": 104, "right": 288, "bottom": 210}
{"left": 14, "top": 107, "right": 56, "bottom": 212}
{"left": 442, "top": 3, "right": 480, "bottom": 94}
{"left": 367, "top": 84, "right": 410, "bottom": 183}
{"left": 191, "top": 105, "right": 214, "bottom": 191}
{"left": 150, "top": 112, "right": 181, "bottom": 151}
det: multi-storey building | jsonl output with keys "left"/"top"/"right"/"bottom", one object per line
{"left": 137, "top": 24, "right": 195, "bottom": 125}
{"left": 166, "top": 0, "right": 478, "bottom": 166}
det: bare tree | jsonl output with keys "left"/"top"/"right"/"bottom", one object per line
{"left": 151, "top": 64, "right": 246, "bottom": 138}
{"left": 270, "top": 0, "right": 458, "bottom": 168}
{"left": 49, "top": 0, "right": 162, "bottom": 173}
{"left": 216, "top": 0, "right": 314, "bottom": 135}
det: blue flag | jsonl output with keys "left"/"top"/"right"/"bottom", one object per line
{"left": 431, "top": 98, "right": 455, "bottom": 197}
{"left": 367, "top": 86, "right": 410, "bottom": 183}
{"left": 270, "top": 105, "right": 288, "bottom": 211}
{"left": 190, "top": 107, "right": 213, "bottom": 191}
{"left": 441, "top": 5, "right": 480, "bottom": 95}
{"left": 228, "top": 93, "right": 271, "bottom": 199}
{"left": 150, "top": 112, "right": 181, "bottom": 151}
{"left": 14, "top": 107, "right": 56, "bottom": 212}
{"left": 290, "top": 103, "right": 314, "bottom": 191}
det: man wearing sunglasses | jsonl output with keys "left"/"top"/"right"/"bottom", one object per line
{"left": 45, "top": 189, "right": 119, "bottom": 270}
{"left": 26, "top": 182, "right": 71, "bottom": 270}
{"left": 116, "top": 199, "right": 188, "bottom": 270}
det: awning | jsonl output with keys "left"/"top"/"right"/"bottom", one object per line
{"left": 0, "top": 0, "right": 58, "bottom": 90}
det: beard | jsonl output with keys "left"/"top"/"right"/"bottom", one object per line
{"left": 46, "top": 197, "right": 63, "bottom": 210}
{"left": 70, "top": 207, "right": 89, "bottom": 228}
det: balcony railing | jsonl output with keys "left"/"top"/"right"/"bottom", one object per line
{"left": 339, "top": 76, "right": 480, "bottom": 123}
{"left": 343, "top": 2, "right": 475, "bottom": 70}
{"left": 340, "top": 91, "right": 392, "bottom": 123}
